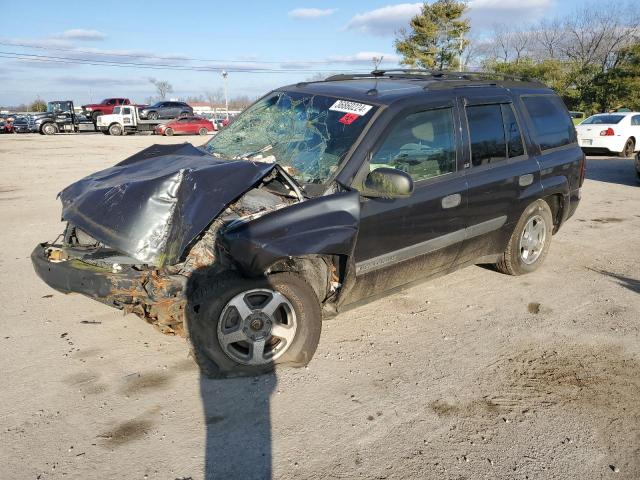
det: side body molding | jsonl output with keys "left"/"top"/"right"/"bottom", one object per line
{"left": 220, "top": 190, "right": 361, "bottom": 276}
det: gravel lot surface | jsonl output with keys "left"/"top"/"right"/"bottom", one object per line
{"left": 1, "top": 133, "right": 639, "bottom": 480}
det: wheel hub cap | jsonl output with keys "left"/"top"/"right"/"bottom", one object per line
{"left": 519, "top": 214, "right": 546, "bottom": 264}
{"left": 217, "top": 288, "right": 297, "bottom": 366}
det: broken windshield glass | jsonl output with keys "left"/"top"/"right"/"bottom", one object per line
{"left": 203, "top": 91, "right": 377, "bottom": 186}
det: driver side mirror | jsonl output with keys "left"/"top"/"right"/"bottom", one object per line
{"left": 361, "top": 167, "right": 414, "bottom": 199}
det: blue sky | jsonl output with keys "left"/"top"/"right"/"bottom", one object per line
{"left": 0, "top": 0, "right": 589, "bottom": 105}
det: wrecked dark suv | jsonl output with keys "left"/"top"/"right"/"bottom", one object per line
{"left": 32, "top": 70, "right": 585, "bottom": 376}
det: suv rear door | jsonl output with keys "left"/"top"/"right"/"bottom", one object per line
{"left": 455, "top": 89, "right": 540, "bottom": 264}
{"left": 345, "top": 96, "right": 468, "bottom": 303}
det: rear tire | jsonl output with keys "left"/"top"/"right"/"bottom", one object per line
{"left": 165, "top": 127, "right": 174, "bottom": 136}
{"left": 495, "top": 199, "right": 553, "bottom": 276}
{"left": 108, "top": 124, "right": 123, "bottom": 136}
{"left": 620, "top": 138, "right": 635, "bottom": 158}
{"left": 198, "top": 127, "right": 207, "bottom": 136}
{"left": 179, "top": 111, "right": 189, "bottom": 118}
{"left": 186, "top": 272, "right": 322, "bottom": 378}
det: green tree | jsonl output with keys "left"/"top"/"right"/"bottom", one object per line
{"left": 29, "top": 99, "right": 47, "bottom": 112}
{"left": 394, "top": 0, "right": 470, "bottom": 70}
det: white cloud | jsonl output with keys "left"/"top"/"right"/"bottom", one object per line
{"left": 345, "top": 0, "right": 554, "bottom": 36}
{"left": 467, "top": 0, "right": 553, "bottom": 28}
{"left": 327, "top": 51, "right": 402, "bottom": 65}
{"left": 56, "top": 29, "right": 107, "bottom": 41}
{"left": 345, "top": 3, "right": 421, "bottom": 36}
{"left": 288, "top": 8, "right": 337, "bottom": 19}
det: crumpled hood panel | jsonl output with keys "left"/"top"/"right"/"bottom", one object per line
{"left": 59, "top": 143, "right": 275, "bottom": 267}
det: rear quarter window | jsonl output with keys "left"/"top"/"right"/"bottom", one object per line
{"left": 522, "top": 95, "right": 575, "bottom": 151}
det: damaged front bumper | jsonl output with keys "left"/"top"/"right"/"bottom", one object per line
{"left": 31, "top": 243, "right": 188, "bottom": 334}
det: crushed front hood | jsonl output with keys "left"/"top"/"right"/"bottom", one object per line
{"left": 59, "top": 143, "right": 276, "bottom": 267}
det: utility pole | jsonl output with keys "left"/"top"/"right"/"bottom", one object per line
{"left": 459, "top": 33, "right": 464, "bottom": 71}
{"left": 222, "top": 70, "right": 229, "bottom": 120}
{"left": 372, "top": 55, "right": 384, "bottom": 71}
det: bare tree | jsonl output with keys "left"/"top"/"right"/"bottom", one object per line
{"left": 149, "top": 78, "right": 174, "bottom": 99}
{"left": 561, "top": 2, "right": 640, "bottom": 71}
{"left": 490, "top": 25, "right": 512, "bottom": 62}
{"left": 533, "top": 18, "right": 565, "bottom": 60}
{"left": 204, "top": 89, "right": 224, "bottom": 107}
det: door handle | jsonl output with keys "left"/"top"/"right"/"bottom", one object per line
{"left": 441, "top": 193, "right": 462, "bottom": 209}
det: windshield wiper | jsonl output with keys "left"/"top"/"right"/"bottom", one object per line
{"left": 235, "top": 144, "right": 275, "bottom": 160}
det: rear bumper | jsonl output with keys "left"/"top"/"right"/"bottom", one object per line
{"left": 578, "top": 136, "right": 626, "bottom": 153}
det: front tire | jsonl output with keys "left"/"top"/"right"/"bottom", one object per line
{"left": 91, "top": 111, "right": 103, "bottom": 123}
{"left": 495, "top": 199, "right": 553, "bottom": 276}
{"left": 41, "top": 123, "right": 58, "bottom": 135}
{"left": 108, "top": 124, "right": 123, "bottom": 136}
{"left": 620, "top": 138, "right": 635, "bottom": 158}
{"left": 148, "top": 111, "right": 159, "bottom": 120}
{"left": 164, "top": 127, "right": 174, "bottom": 136}
{"left": 186, "top": 272, "right": 322, "bottom": 377}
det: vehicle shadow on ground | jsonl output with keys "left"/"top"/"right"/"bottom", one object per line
{"left": 585, "top": 156, "right": 638, "bottom": 186}
{"left": 198, "top": 374, "right": 275, "bottom": 479}
{"left": 589, "top": 268, "right": 640, "bottom": 295}
{"left": 185, "top": 267, "right": 276, "bottom": 479}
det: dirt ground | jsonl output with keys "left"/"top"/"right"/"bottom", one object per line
{"left": 1, "top": 133, "right": 639, "bottom": 480}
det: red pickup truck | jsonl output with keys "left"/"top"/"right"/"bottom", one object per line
{"left": 81, "top": 98, "right": 131, "bottom": 122}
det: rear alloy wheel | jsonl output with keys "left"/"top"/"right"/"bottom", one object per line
{"left": 186, "top": 272, "right": 322, "bottom": 377}
{"left": 620, "top": 138, "right": 635, "bottom": 158}
{"left": 148, "top": 111, "right": 159, "bottom": 120}
{"left": 42, "top": 123, "right": 58, "bottom": 135}
{"left": 495, "top": 199, "right": 553, "bottom": 275}
{"left": 198, "top": 127, "right": 207, "bottom": 136}
{"left": 108, "top": 124, "right": 123, "bottom": 136}
{"left": 164, "top": 127, "right": 174, "bottom": 136}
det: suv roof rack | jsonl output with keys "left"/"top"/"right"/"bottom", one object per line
{"left": 324, "top": 69, "right": 543, "bottom": 86}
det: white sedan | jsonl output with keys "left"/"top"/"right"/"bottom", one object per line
{"left": 575, "top": 112, "right": 640, "bottom": 158}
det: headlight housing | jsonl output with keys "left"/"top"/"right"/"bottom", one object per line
{"left": 85, "top": 107, "right": 93, "bottom": 112}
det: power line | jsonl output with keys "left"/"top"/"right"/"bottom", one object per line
{"left": 0, "top": 50, "right": 369, "bottom": 74}
{"left": 0, "top": 40, "right": 383, "bottom": 66}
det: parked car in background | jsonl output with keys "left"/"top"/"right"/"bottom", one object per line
{"left": 575, "top": 112, "right": 640, "bottom": 157}
{"left": 569, "top": 111, "right": 585, "bottom": 125}
{"left": 139, "top": 101, "right": 193, "bottom": 120}
{"left": 0, "top": 118, "right": 13, "bottom": 133}
{"left": 31, "top": 70, "right": 584, "bottom": 376}
{"left": 155, "top": 116, "right": 215, "bottom": 136}
{"left": 12, "top": 116, "right": 30, "bottom": 133}
{"left": 81, "top": 98, "right": 131, "bottom": 122}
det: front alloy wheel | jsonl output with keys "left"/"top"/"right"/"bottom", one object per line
{"left": 217, "top": 289, "right": 297, "bottom": 365}
{"left": 186, "top": 272, "right": 322, "bottom": 377}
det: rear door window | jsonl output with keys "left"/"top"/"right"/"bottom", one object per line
{"left": 522, "top": 95, "right": 574, "bottom": 151}
{"left": 466, "top": 104, "right": 506, "bottom": 166}
{"left": 502, "top": 104, "right": 525, "bottom": 158}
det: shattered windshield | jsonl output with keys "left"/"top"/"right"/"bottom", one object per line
{"left": 203, "top": 91, "right": 377, "bottom": 185}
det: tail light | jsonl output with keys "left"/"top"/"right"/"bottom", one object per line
{"left": 579, "top": 154, "right": 586, "bottom": 187}
{"left": 600, "top": 127, "right": 615, "bottom": 136}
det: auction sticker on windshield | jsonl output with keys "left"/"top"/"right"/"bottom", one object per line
{"left": 329, "top": 100, "right": 373, "bottom": 116}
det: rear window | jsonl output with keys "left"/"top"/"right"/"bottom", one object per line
{"left": 581, "top": 115, "right": 625, "bottom": 125}
{"left": 522, "top": 95, "right": 574, "bottom": 151}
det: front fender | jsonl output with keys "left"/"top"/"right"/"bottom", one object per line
{"left": 220, "top": 190, "right": 361, "bottom": 276}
